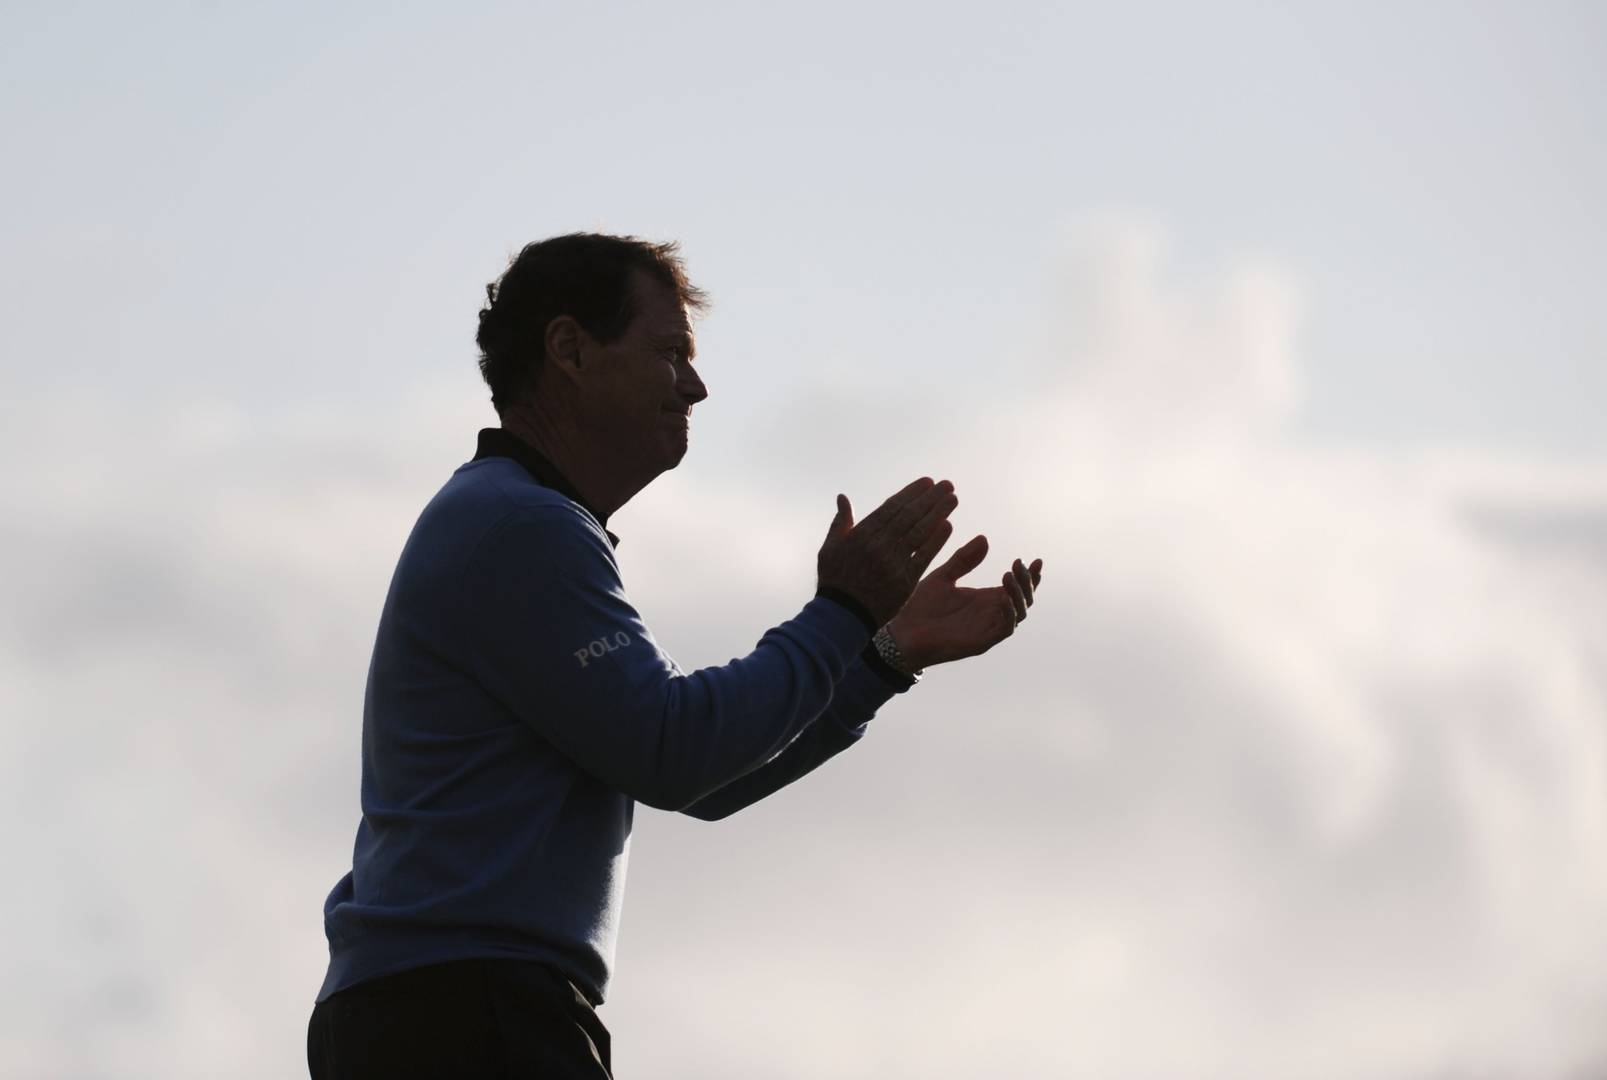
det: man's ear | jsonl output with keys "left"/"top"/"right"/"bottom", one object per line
{"left": 544, "top": 315, "right": 587, "bottom": 382}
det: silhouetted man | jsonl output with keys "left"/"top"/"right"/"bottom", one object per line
{"left": 307, "top": 233, "right": 1042, "bottom": 1078}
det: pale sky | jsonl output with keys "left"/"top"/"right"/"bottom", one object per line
{"left": 3, "top": 3, "right": 1605, "bottom": 1078}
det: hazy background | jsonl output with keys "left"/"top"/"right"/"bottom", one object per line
{"left": 3, "top": 3, "right": 1605, "bottom": 1077}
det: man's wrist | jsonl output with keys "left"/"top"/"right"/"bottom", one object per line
{"left": 872, "top": 624, "right": 924, "bottom": 680}
{"left": 884, "top": 619, "right": 930, "bottom": 672}
{"left": 814, "top": 585, "right": 878, "bottom": 638}
{"left": 862, "top": 638, "right": 917, "bottom": 689}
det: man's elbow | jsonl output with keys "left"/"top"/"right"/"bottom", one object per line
{"left": 675, "top": 798, "right": 739, "bottom": 822}
{"left": 628, "top": 776, "right": 729, "bottom": 818}
{"left": 629, "top": 783, "right": 689, "bottom": 814}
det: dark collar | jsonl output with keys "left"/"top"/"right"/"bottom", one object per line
{"left": 473, "top": 428, "right": 621, "bottom": 549}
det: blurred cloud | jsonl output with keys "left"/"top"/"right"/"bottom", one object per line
{"left": 618, "top": 218, "right": 1607, "bottom": 1078}
{"left": 4, "top": 215, "right": 1605, "bottom": 1078}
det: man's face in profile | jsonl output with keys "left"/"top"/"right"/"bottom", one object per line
{"left": 579, "top": 269, "right": 706, "bottom": 477}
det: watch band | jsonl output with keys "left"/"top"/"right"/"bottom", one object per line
{"left": 871, "top": 626, "right": 923, "bottom": 680}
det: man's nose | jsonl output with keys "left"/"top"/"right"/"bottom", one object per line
{"left": 679, "top": 366, "right": 708, "bottom": 405}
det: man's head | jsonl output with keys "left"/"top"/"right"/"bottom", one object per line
{"left": 476, "top": 232, "right": 711, "bottom": 474}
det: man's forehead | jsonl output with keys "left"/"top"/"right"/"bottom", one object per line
{"left": 643, "top": 305, "right": 692, "bottom": 334}
{"left": 643, "top": 309, "right": 693, "bottom": 340}
{"left": 629, "top": 287, "right": 693, "bottom": 348}
{"left": 630, "top": 271, "right": 694, "bottom": 334}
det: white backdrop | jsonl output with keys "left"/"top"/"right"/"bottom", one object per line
{"left": 3, "top": 4, "right": 1605, "bottom": 1077}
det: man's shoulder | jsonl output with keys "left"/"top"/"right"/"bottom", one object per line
{"left": 442, "top": 461, "right": 614, "bottom": 562}
{"left": 450, "top": 456, "right": 568, "bottom": 506}
{"left": 395, "top": 458, "right": 603, "bottom": 565}
{"left": 428, "top": 458, "right": 583, "bottom": 523}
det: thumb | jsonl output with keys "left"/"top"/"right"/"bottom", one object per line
{"left": 936, "top": 533, "right": 988, "bottom": 582}
{"left": 826, "top": 493, "right": 854, "bottom": 540}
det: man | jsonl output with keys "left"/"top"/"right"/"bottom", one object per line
{"left": 307, "top": 232, "right": 1043, "bottom": 1078}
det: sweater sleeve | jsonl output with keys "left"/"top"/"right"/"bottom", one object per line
{"left": 675, "top": 651, "right": 911, "bottom": 820}
{"left": 463, "top": 503, "right": 873, "bottom": 812}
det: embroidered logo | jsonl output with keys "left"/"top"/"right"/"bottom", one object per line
{"left": 574, "top": 631, "right": 632, "bottom": 668}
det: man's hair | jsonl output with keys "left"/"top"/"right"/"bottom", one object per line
{"left": 476, "top": 232, "right": 710, "bottom": 413}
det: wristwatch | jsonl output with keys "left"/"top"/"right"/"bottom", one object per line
{"left": 871, "top": 626, "right": 923, "bottom": 681}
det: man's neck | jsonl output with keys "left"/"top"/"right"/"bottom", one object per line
{"left": 498, "top": 401, "right": 650, "bottom": 522}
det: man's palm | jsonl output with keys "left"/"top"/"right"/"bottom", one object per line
{"left": 888, "top": 535, "right": 1042, "bottom": 668}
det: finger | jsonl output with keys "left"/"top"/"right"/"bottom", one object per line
{"left": 1030, "top": 558, "right": 1043, "bottom": 586}
{"left": 826, "top": 493, "right": 854, "bottom": 541}
{"left": 859, "top": 476, "right": 935, "bottom": 532}
{"left": 878, "top": 478, "right": 953, "bottom": 542}
{"left": 909, "top": 518, "right": 954, "bottom": 577}
{"left": 1003, "top": 571, "right": 1028, "bottom": 621}
{"left": 935, "top": 534, "right": 988, "bottom": 583}
{"left": 996, "top": 589, "right": 1018, "bottom": 637}
{"left": 900, "top": 487, "right": 958, "bottom": 549}
{"left": 1012, "top": 558, "right": 1035, "bottom": 609}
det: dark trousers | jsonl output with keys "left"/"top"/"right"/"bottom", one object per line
{"left": 307, "top": 958, "right": 613, "bottom": 1079}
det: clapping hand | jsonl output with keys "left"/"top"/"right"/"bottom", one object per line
{"left": 886, "top": 535, "right": 1042, "bottom": 669}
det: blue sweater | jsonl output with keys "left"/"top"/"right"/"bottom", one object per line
{"left": 316, "top": 438, "right": 912, "bottom": 1006}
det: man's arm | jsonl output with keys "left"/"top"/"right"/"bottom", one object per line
{"left": 463, "top": 502, "right": 875, "bottom": 812}
{"left": 675, "top": 650, "right": 913, "bottom": 821}
{"left": 674, "top": 532, "right": 1051, "bottom": 820}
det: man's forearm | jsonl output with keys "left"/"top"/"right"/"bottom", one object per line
{"left": 675, "top": 651, "right": 910, "bottom": 820}
{"left": 674, "top": 710, "right": 860, "bottom": 821}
